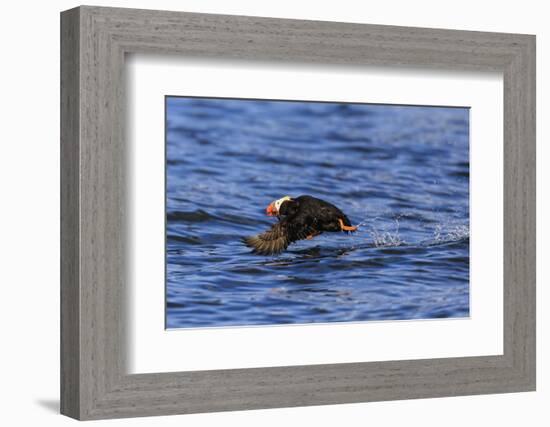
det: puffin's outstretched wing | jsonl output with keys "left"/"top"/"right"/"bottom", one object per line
{"left": 243, "top": 219, "right": 318, "bottom": 255}
{"left": 243, "top": 222, "right": 289, "bottom": 255}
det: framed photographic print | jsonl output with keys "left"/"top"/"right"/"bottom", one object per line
{"left": 61, "top": 5, "right": 536, "bottom": 420}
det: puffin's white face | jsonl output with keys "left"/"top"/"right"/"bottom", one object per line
{"left": 266, "top": 196, "right": 292, "bottom": 216}
{"left": 274, "top": 196, "right": 291, "bottom": 211}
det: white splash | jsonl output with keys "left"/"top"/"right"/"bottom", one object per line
{"left": 363, "top": 217, "right": 406, "bottom": 248}
{"left": 432, "top": 223, "right": 469, "bottom": 244}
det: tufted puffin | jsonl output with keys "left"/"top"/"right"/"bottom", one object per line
{"left": 243, "top": 195, "right": 358, "bottom": 255}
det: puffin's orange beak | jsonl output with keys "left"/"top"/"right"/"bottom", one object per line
{"left": 266, "top": 203, "right": 276, "bottom": 216}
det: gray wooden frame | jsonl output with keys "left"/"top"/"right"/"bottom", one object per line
{"left": 60, "top": 5, "right": 536, "bottom": 420}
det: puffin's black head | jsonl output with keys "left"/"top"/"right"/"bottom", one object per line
{"left": 266, "top": 196, "right": 293, "bottom": 217}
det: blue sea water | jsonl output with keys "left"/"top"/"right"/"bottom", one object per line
{"left": 166, "top": 97, "right": 470, "bottom": 329}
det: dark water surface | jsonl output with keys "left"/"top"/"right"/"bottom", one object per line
{"left": 166, "top": 97, "right": 470, "bottom": 328}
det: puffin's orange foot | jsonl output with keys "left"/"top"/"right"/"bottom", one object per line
{"left": 339, "top": 218, "right": 358, "bottom": 232}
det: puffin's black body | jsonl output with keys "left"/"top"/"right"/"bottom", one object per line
{"left": 244, "top": 195, "right": 357, "bottom": 255}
